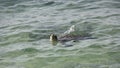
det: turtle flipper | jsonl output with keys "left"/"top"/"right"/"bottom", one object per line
{"left": 64, "top": 44, "right": 73, "bottom": 47}
{"left": 60, "top": 41, "right": 74, "bottom": 47}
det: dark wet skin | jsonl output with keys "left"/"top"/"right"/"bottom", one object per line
{"left": 58, "top": 34, "right": 96, "bottom": 47}
{"left": 58, "top": 34, "right": 94, "bottom": 42}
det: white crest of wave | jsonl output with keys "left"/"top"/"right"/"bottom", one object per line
{"left": 64, "top": 25, "right": 75, "bottom": 35}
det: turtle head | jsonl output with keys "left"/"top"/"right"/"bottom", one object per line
{"left": 50, "top": 34, "right": 58, "bottom": 46}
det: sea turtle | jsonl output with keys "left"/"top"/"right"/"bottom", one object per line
{"left": 50, "top": 25, "right": 95, "bottom": 46}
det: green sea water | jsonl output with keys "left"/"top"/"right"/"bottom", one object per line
{"left": 0, "top": 0, "right": 120, "bottom": 68}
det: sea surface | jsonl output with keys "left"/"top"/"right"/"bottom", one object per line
{"left": 0, "top": 0, "right": 120, "bottom": 68}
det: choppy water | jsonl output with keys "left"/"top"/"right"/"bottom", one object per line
{"left": 0, "top": 0, "right": 120, "bottom": 68}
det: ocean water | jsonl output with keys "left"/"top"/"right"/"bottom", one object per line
{"left": 0, "top": 0, "right": 120, "bottom": 68}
